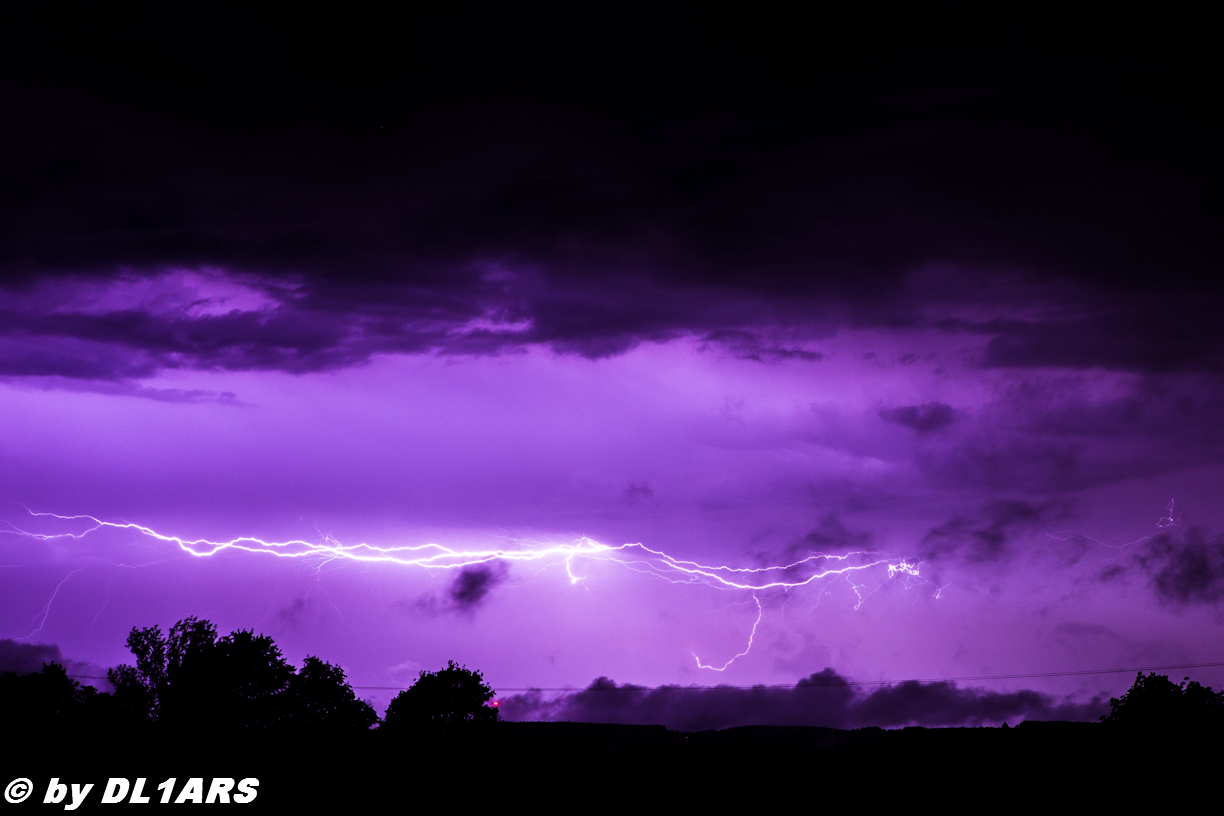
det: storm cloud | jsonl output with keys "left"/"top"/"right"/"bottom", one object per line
{"left": 1129, "top": 527, "right": 1224, "bottom": 606}
{"left": 880, "top": 403, "right": 957, "bottom": 434}
{"left": 0, "top": 6, "right": 1221, "bottom": 706}
{"left": 921, "top": 500, "right": 1064, "bottom": 564}
{"left": 499, "top": 669, "right": 1107, "bottom": 730}
{"left": 0, "top": 7, "right": 1219, "bottom": 382}
{"left": 449, "top": 564, "right": 511, "bottom": 611}
{"left": 0, "top": 639, "right": 108, "bottom": 688}
{"left": 0, "top": 638, "right": 65, "bottom": 674}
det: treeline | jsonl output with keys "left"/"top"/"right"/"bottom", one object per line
{"left": 4, "top": 616, "right": 1224, "bottom": 736}
{"left": 1102, "top": 670, "right": 1224, "bottom": 728}
{"left": 1, "top": 617, "right": 496, "bottom": 735}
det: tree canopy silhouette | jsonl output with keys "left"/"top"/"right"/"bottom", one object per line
{"left": 1102, "top": 672, "right": 1224, "bottom": 728}
{"left": 289, "top": 655, "right": 380, "bottom": 731}
{"left": 383, "top": 660, "right": 499, "bottom": 730}
{"left": 107, "top": 616, "right": 375, "bottom": 732}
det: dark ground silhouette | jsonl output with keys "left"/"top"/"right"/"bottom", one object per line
{"left": 3, "top": 620, "right": 1221, "bottom": 808}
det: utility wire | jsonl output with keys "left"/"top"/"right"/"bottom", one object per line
{"left": 363, "top": 660, "right": 1224, "bottom": 691}
{"left": 62, "top": 660, "right": 1224, "bottom": 692}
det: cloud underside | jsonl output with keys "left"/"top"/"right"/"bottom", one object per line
{"left": 1128, "top": 528, "right": 1224, "bottom": 606}
{"left": 0, "top": 638, "right": 108, "bottom": 688}
{"left": 0, "top": 9, "right": 1218, "bottom": 380}
{"left": 0, "top": 273, "right": 1221, "bottom": 393}
{"left": 0, "top": 6, "right": 1221, "bottom": 619}
{"left": 0, "top": 638, "right": 64, "bottom": 674}
{"left": 499, "top": 669, "right": 1106, "bottom": 730}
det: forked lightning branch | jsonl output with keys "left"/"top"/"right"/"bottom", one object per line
{"left": 3, "top": 511, "right": 923, "bottom": 671}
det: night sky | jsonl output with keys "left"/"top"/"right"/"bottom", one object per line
{"left": 1, "top": 7, "right": 1221, "bottom": 729}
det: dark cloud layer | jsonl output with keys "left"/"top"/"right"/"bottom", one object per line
{"left": 921, "top": 500, "right": 1065, "bottom": 564}
{"left": 798, "top": 515, "right": 871, "bottom": 554}
{"left": 500, "top": 669, "right": 1106, "bottom": 730}
{"left": 0, "top": 638, "right": 65, "bottom": 674}
{"left": 858, "top": 370, "right": 1224, "bottom": 505}
{"left": 0, "top": 7, "right": 1219, "bottom": 378}
{"left": 1130, "top": 527, "right": 1224, "bottom": 607}
{"left": 881, "top": 403, "right": 957, "bottom": 434}
{"left": 0, "top": 638, "right": 108, "bottom": 688}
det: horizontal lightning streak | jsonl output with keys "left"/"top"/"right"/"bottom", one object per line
{"left": 6, "top": 511, "right": 919, "bottom": 594}
{"left": 6, "top": 510, "right": 928, "bottom": 672}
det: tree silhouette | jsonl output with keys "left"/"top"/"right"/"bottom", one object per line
{"left": 1102, "top": 672, "right": 1224, "bottom": 728}
{"left": 108, "top": 616, "right": 373, "bottom": 732}
{"left": 287, "top": 656, "right": 378, "bottom": 731}
{"left": 109, "top": 617, "right": 225, "bottom": 724}
{"left": 383, "top": 660, "right": 499, "bottom": 730}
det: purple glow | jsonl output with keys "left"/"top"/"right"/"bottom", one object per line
{"left": 3, "top": 322, "right": 1223, "bottom": 720}
{"left": 1, "top": 19, "right": 1220, "bottom": 728}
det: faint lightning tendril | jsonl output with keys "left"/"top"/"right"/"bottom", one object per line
{"left": 20, "top": 565, "right": 86, "bottom": 641}
{"left": 694, "top": 595, "right": 763, "bottom": 671}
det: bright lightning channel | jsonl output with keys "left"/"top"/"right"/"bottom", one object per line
{"left": 5, "top": 511, "right": 922, "bottom": 668}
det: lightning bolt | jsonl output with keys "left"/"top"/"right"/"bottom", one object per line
{"left": 4, "top": 510, "right": 919, "bottom": 593}
{"left": 3, "top": 510, "right": 924, "bottom": 663}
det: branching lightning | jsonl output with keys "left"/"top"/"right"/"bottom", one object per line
{"left": 5, "top": 511, "right": 919, "bottom": 593}
{"left": 3, "top": 510, "right": 923, "bottom": 667}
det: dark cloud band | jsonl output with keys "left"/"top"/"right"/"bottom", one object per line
{"left": 0, "top": 7, "right": 1219, "bottom": 379}
{"left": 500, "top": 669, "right": 1107, "bottom": 730}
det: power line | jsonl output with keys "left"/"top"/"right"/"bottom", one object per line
{"left": 354, "top": 661, "right": 1224, "bottom": 692}
{"left": 63, "top": 660, "right": 1224, "bottom": 692}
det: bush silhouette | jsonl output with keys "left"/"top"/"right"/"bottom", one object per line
{"left": 383, "top": 660, "right": 498, "bottom": 730}
{"left": 1102, "top": 672, "right": 1224, "bottom": 728}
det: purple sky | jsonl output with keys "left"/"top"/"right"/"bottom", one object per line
{"left": 1, "top": 8, "right": 1221, "bottom": 727}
